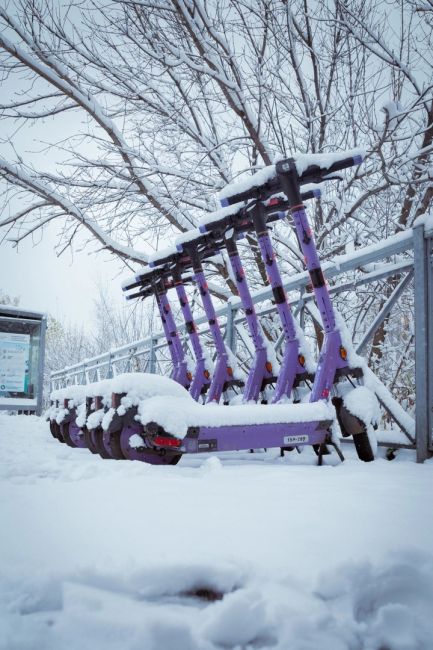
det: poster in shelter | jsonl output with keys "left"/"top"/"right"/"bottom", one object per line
{"left": 0, "top": 332, "right": 30, "bottom": 393}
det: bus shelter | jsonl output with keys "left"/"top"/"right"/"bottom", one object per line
{"left": 0, "top": 306, "right": 47, "bottom": 416}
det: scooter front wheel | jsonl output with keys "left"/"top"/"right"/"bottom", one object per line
{"left": 333, "top": 397, "right": 375, "bottom": 462}
{"left": 352, "top": 431, "right": 374, "bottom": 462}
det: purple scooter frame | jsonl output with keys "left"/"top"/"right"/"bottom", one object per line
{"left": 274, "top": 159, "right": 350, "bottom": 402}
{"left": 172, "top": 266, "right": 212, "bottom": 400}
{"left": 181, "top": 420, "right": 329, "bottom": 454}
{"left": 224, "top": 233, "right": 276, "bottom": 402}
{"left": 187, "top": 248, "right": 242, "bottom": 403}
{"left": 249, "top": 201, "right": 310, "bottom": 403}
{"left": 154, "top": 281, "right": 191, "bottom": 389}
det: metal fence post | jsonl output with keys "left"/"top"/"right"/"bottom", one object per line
{"left": 106, "top": 352, "right": 113, "bottom": 379}
{"left": 225, "top": 302, "right": 237, "bottom": 352}
{"left": 414, "top": 224, "right": 432, "bottom": 462}
{"left": 149, "top": 337, "right": 157, "bottom": 374}
{"left": 36, "top": 315, "right": 47, "bottom": 414}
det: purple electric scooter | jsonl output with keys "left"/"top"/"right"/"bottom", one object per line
{"left": 217, "top": 152, "right": 373, "bottom": 459}
{"left": 102, "top": 254, "right": 224, "bottom": 460}
{"left": 93, "top": 272, "right": 194, "bottom": 461}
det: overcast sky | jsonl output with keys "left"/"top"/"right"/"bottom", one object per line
{"left": 0, "top": 58, "right": 141, "bottom": 327}
{"left": 0, "top": 222, "right": 129, "bottom": 325}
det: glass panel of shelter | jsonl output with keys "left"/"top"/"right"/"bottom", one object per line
{"left": 0, "top": 318, "right": 41, "bottom": 400}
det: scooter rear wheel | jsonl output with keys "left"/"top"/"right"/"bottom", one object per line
{"left": 49, "top": 420, "right": 60, "bottom": 440}
{"left": 60, "top": 421, "right": 77, "bottom": 447}
{"left": 120, "top": 425, "right": 182, "bottom": 465}
{"left": 83, "top": 427, "right": 98, "bottom": 454}
{"left": 92, "top": 427, "right": 113, "bottom": 459}
{"left": 51, "top": 420, "right": 65, "bottom": 443}
{"left": 102, "top": 430, "right": 125, "bottom": 460}
{"left": 68, "top": 421, "right": 87, "bottom": 448}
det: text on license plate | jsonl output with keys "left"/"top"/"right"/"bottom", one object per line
{"left": 283, "top": 434, "right": 309, "bottom": 445}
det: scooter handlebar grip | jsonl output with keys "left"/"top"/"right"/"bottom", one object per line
{"left": 296, "top": 153, "right": 364, "bottom": 185}
{"left": 323, "top": 153, "right": 364, "bottom": 176}
{"left": 301, "top": 187, "right": 321, "bottom": 201}
{"left": 122, "top": 277, "right": 143, "bottom": 291}
{"left": 220, "top": 190, "right": 253, "bottom": 207}
{"left": 220, "top": 177, "right": 280, "bottom": 207}
{"left": 150, "top": 251, "right": 177, "bottom": 267}
{"left": 125, "top": 287, "right": 153, "bottom": 301}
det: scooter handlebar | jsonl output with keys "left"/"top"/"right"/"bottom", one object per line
{"left": 220, "top": 177, "right": 280, "bottom": 207}
{"left": 288, "top": 152, "right": 364, "bottom": 186}
{"left": 220, "top": 151, "right": 364, "bottom": 206}
{"left": 204, "top": 186, "right": 321, "bottom": 234}
{"left": 125, "top": 287, "right": 154, "bottom": 301}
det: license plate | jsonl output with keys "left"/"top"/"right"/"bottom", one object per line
{"left": 283, "top": 434, "right": 309, "bottom": 445}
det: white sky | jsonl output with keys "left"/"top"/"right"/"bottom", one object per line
{"left": 0, "top": 222, "right": 128, "bottom": 326}
{"left": 0, "top": 51, "right": 138, "bottom": 327}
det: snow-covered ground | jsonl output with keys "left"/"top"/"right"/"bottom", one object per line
{"left": 1, "top": 415, "right": 432, "bottom": 650}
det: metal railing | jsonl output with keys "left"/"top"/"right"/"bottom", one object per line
{"left": 50, "top": 223, "right": 433, "bottom": 461}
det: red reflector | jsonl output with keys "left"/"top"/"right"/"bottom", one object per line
{"left": 321, "top": 388, "right": 330, "bottom": 398}
{"left": 268, "top": 197, "right": 280, "bottom": 206}
{"left": 227, "top": 366, "right": 233, "bottom": 377}
{"left": 153, "top": 435, "right": 182, "bottom": 448}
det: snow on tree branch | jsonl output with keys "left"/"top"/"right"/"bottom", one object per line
{"left": 0, "top": 157, "right": 149, "bottom": 263}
